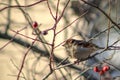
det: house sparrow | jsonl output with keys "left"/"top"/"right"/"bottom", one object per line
{"left": 63, "top": 39, "right": 104, "bottom": 61}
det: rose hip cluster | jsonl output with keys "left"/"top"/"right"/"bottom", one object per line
{"left": 93, "top": 65, "right": 110, "bottom": 75}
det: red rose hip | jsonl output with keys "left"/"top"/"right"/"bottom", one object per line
{"left": 102, "top": 65, "right": 110, "bottom": 72}
{"left": 32, "top": 21, "right": 38, "bottom": 28}
{"left": 93, "top": 66, "right": 100, "bottom": 72}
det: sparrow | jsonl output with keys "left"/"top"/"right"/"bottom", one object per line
{"left": 63, "top": 39, "right": 104, "bottom": 61}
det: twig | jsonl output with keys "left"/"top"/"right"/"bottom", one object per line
{"left": 56, "top": 11, "right": 88, "bottom": 35}
{"left": 55, "top": 0, "right": 60, "bottom": 20}
{"left": 55, "top": 62, "right": 75, "bottom": 70}
{"left": 74, "top": 67, "right": 92, "bottom": 80}
{"left": 88, "top": 23, "right": 120, "bottom": 42}
{"left": 0, "top": 0, "right": 47, "bottom": 12}
{"left": 0, "top": 27, "right": 27, "bottom": 50}
{"left": 47, "top": 0, "right": 55, "bottom": 20}
{"left": 0, "top": 32, "right": 48, "bottom": 55}
{"left": 10, "top": 29, "right": 52, "bottom": 45}
{"left": 10, "top": 59, "right": 27, "bottom": 80}
{"left": 56, "top": 0, "right": 70, "bottom": 22}
{"left": 103, "top": 60, "right": 120, "bottom": 71}
{"left": 56, "top": 57, "right": 69, "bottom": 67}
{"left": 42, "top": 70, "right": 53, "bottom": 80}
{"left": 45, "top": 0, "right": 71, "bottom": 79}
{"left": 80, "top": 0, "right": 120, "bottom": 30}
{"left": 106, "top": 0, "right": 111, "bottom": 47}
{"left": 17, "top": 36, "right": 38, "bottom": 80}
{"left": 92, "top": 39, "right": 120, "bottom": 57}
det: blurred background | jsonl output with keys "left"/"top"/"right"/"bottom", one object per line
{"left": 0, "top": 0, "right": 120, "bottom": 80}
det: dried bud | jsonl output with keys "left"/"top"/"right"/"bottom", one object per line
{"left": 41, "top": 30, "right": 48, "bottom": 35}
{"left": 32, "top": 21, "right": 38, "bottom": 28}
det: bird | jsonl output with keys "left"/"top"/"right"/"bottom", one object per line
{"left": 63, "top": 39, "right": 104, "bottom": 62}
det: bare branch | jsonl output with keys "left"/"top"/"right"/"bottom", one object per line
{"left": 0, "top": 0, "right": 47, "bottom": 12}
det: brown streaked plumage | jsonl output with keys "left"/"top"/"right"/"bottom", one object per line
{"left": 63, "top": 39, "right": 103, "bottom": 61}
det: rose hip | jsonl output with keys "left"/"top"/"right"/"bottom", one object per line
{"left": 93, "top": 66, "right": 100, "bottom": 72}
{"left": 32, "top": 21, "right": 38, "bottom": 28}
{"left": 102, "top": 65, "right": 110, "bottom": 72}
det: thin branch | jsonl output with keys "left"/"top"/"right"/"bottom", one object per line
{"left": 56, "top": 11, "right": 88, "bottom": 35}
{"left": 81, "top": 0, "right": 120, "bottom": 30}
{"left": 106, "top": 0, "right": 111, "bottom": 47}
{"left": 88, "top": 23, "right": 120, "bottom": 42}
{"left": 103, "top": 60, "right": 120, "bottom": 71}
{"left": 0, "top": 32, "right": 48, "bottom": 56}
{"left": 5, "top": 0, "right": 12, "bottom": 34}
{"left": 74, "top": 67, "right": 92, "bottom": 80}
{"left": 0, "top": 27, "right": 27, "bottom": 50}
{"left": 56, "top": 0, "right": 70, "bottom": 22}
{"left": 17, "top": 36, "right": 37, "bottom": 80}
{"left": 42, "top": 70, "right": 53, "bottom": 80}
{"left": 10, "top": 59, "right": 27, "bottom": 80}
{"left": 14, "top": 0, "right": 50, "bottom": 56}
{"left": 56, "top": 57, "right": 69, "bottom": 67}
{"left": 0, "top": 0, "right": 47, "bottom": 12}
{"left": 91, "top": 39, "right": 120, "bottom": 58}
{"left": 10, "top": 29, "right": 52, "bottom": 45}
{"left": 55, "top": 0, "right": 60, "bottom": 20}
{"left": 47, "top": 0, "right": 55, "bottom": 20}
{"left": 44, "top": 1, "right": 71, "bottom": 79}
{"left": 0, "top": 33, "right": 17, "bottom": 51}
